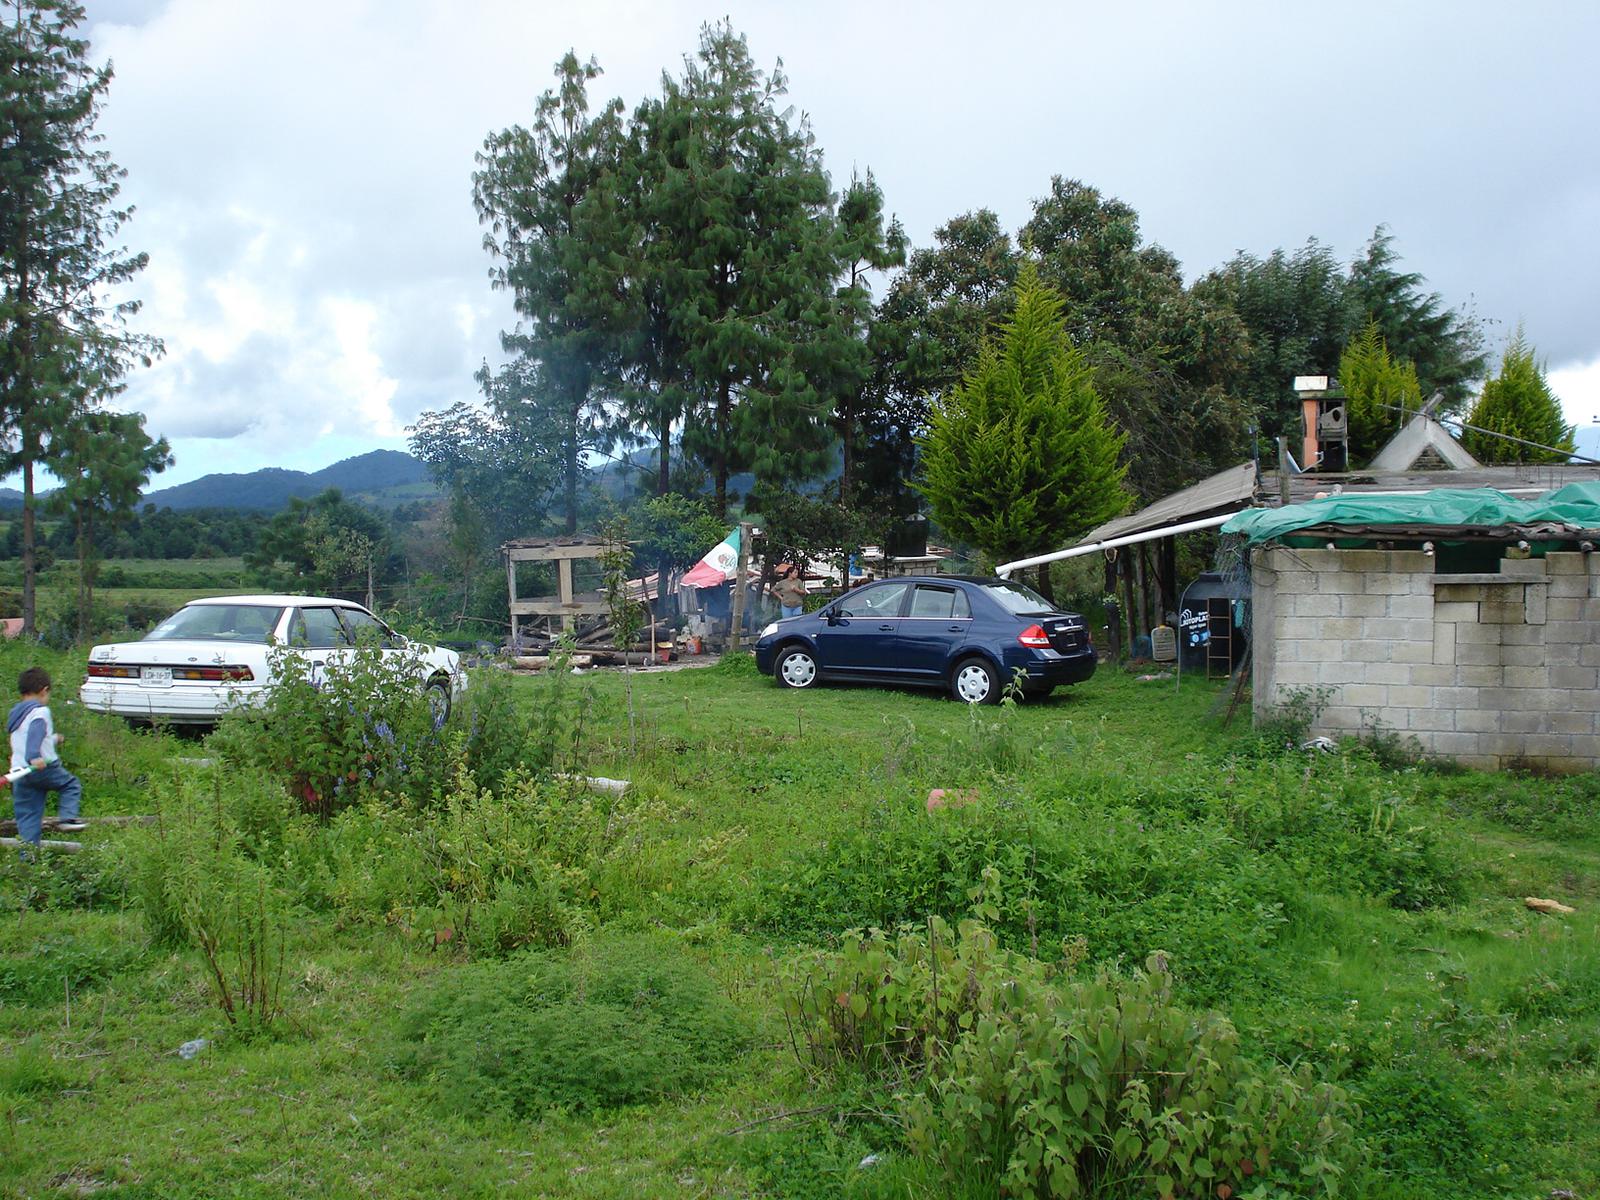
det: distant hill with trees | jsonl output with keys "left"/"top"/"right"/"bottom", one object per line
{"left": 0, "top": 449, "right": 436, "bottom": 513}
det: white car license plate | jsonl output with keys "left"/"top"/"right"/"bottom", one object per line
{"left": 140, "top": 667, "right": 172, "bottom": 686}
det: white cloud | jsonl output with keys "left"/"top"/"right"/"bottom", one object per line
{"left": 64, "top": 0, "right": 1600, "bottom": 488}
{"left": 1550, "top": 358, "right": 1600, "bottom": 430}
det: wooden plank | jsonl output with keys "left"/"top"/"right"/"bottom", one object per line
{"left": 505, "top": 544, "right": 607, "bottom": 562}
{"left": 509, "top": 600, "right": 608, "bottom": 617}
{"left": 1, "top": 837, "right": 81, "bottom": 853}
{"left": 0, "top": 815, "right": 154, "bottom": 836}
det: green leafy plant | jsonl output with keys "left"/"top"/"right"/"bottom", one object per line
{"left": 209, "top": 641, "right": 460, "bottom": 818}
{"left": 126, "top": 776, "right": 291, "bottom": 1033}
{"left": 455, "top": 656, "right": 593, "bottom": 794}
{"left": 0, "top": 933, "right": 143, "bottom": 1005}
{"left": 1256, "top": 684, "right": 1335, "bottom": 747}
{"left": 600, "top": 513, "right": 647, "bottom": 751}
{"left": 784, "top": 920, "right": 1360, "bottom": 1198}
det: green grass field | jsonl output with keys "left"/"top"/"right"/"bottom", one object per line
{"left": 0, "top": 647, "right": 1595, "bottom": 1198}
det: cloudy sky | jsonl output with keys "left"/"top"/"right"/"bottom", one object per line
{"left": 73, "top": 0, "right": 1600, "bottom": 487}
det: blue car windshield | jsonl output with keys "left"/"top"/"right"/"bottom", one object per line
{"left": 982, "top": 582, "right": 1056, "bottom": 615}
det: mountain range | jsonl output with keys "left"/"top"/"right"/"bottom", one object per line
{"left": 4, "top": 425, "right": 1596, "bottom": 515}
{"left": 0, "top": 449, "right": 437, "bottom": 512}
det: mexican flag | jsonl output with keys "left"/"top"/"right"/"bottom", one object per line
{"left": 680, "top": 527, "right": 740, "bottom": 589}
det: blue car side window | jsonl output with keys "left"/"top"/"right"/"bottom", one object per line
{"left": 838, "top": 582, "right": 908, "bottom": 618}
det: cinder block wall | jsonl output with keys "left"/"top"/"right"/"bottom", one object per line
{"left": 1251, "top": 547, "right": 1600, "bottom": 772}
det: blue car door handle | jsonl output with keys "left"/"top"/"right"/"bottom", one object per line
{"left": 878, "top": 623, "right": 894, "bottom": 631}
{"left": 947, "top": 625, "right": 963, "bottom": 632}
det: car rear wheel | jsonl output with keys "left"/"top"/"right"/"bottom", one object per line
{"left": 952, "top": 657, "right": 1000, "bottom": 705}
{"left": 425, "top": 676, "right": 452, "bottom": 730}
{"left": 775, "top": 646, "right": 819, "bottom": 689}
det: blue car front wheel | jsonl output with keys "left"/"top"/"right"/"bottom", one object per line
{"left": 775, "top": 646, "right": 819, "bottom": 689}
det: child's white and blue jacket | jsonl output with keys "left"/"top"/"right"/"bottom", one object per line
{"left": 8, "top": 700, "right": 59, "bottom": 773}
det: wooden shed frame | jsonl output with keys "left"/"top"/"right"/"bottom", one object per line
{"left": 504, "top": 536, "right": 610, "bottom": 643}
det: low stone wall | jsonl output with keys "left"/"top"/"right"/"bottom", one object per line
{"left": 1251, "top": 546, "right": 1599, "bottom": 772}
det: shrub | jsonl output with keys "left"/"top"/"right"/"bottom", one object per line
{"left": 1254, "top": 685, "right": 1336, "bottom": 747}
{"left": 457, "top": 653, "right": 595, "bottom": 793}
{"left": 0, "top": 846, "right": 128, "bottom": 912}
{"left": 209, "top": 642, "right": 461, "bottom": 818}
{"left": 1354, "top": 1056, "right": 1494, "bottom": 1188}
{"left": 1224, "top": 759, "right": 1465, "bottom": 911}
{"left": 784, "top": 920, "right": 1360, "bottom": 1199}
{"left": 126, "top": 776, "right": 292, "bottom": 1033}
{"left": 310, "top": 769, "right": 673, "bottom": 955}
{"left": 398, "top": 933, "right": 748, "bottom": 1116}
{"left": 1426, "top": 769, "right": 1600, "bottom": 842}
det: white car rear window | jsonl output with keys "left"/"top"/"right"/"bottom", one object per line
{"left": 144, "top": 605, "right": 285, "bottom": 642}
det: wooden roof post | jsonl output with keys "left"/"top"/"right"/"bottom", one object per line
{"left": 506, "top": 548, "right": 519, "bottom": 650}
{"left": 729, "top": 521, "right": 752, "bottom": 653}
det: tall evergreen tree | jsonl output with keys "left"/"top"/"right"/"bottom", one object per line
{"left": 1347, "top": 227, "right": 1484, "bottom": 415}
{"left": 473, "top": 51, "right": 626, "bottom": 534}
{"left": 1190, "top": 239, "right": 1349, "bottom": 440}
{"left": 808, "top": 170, "right": 905, "bottom": 503}
{"left": 865, "top": 210, "right": 1019, "bottom": 513}
{"left": 1337, "top": 319, "right": 1422, "bottom": 464}
{"left": 0, "top": 0, "right": 159, "bottom": 632}
{"left": 1023, "top": 177, "right": 1251, "bottom": 501}
{"left": 917, "top": 265, "right": 1126, "bottom": 569}
{"left": 1459, "top": 330, "right": 1574, "bottom": 464}
{"left": 636, "top": 22, "right": 841, "bottom": 518}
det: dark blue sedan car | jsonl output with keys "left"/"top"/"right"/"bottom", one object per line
{"left": 753, "top": 575, "right": 1095, "bottom": 703}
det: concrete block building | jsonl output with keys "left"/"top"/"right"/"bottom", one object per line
{"left": 1251, "top": 545, "right": 1600, "bottom": 772}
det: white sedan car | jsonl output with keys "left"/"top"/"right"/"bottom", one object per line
{"left": 81, "top": 595, "right": 464, "bottom": 728}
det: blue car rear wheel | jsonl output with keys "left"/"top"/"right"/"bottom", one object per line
{"left": 952, "top": 657, "right": 1000, "bottom": 704}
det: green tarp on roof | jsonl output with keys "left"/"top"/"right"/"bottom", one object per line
{"left": 1220, "top": 482, "right": 1600, "bottom": 545}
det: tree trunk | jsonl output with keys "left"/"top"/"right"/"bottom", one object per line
{"left": 1138, "top": 542, "right": 1157, "bottom": 636}
{"left": 728, "top": 520, "right": 751, "bottom": 652}
{"left": 1119, "top": 550, "right": 1139, "bottom": 651}
{"left": 1159, "top": 537, "right": 1178, "bottom": 621}
{"left": 839, "top": 413, "right": 855, "bottom": 502}
{"left": 77, "top": 511, "right": 93, "bottom": 642}
{"left": 713, "top": 378, "right": 731, "bottom": 520}
{"left": 21, "top": 459, "right": 37, "bottom": 635}
{"left": 1103, "top": 552, "right": 1121, "bottom": 661}
{"left": 657, "top": 411, "right": 671, "bottom": 496}
{"left": 563, "top": 404, "right": 579, "bottom": 536}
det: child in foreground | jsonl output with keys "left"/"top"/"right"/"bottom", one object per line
{"left": 7, "top": 667, "right": 86, "bottom": 848}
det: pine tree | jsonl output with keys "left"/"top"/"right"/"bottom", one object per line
{"left": 635, "top": 23, "right": 841, "bottom": 518}
{"left": 473, "top": 51, "right": 626, "bottom": 534}
{"left": 866, "top": 209, "right": 1019, "bottom": 516}
{"left": 0, "top": 0, "right": 159, "bottom": 632}
{"left": 808, "top": 170, "right": 905, "bottom": 504}
{"left": 1347, "top": 227, "right": 1484, "bottom": 415}
{"left": 917, "top": 265, "right": 1127, "bottom": 568}
{"left": 1460, "top": 330, "right": 1574, "bottom": 464}
{"left": 1338, "top": 319, "right": 1422, "bottom": 464}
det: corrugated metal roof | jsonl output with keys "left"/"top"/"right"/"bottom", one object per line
{"left": 1074, "top": 462, "right": 1258, "bottom": 547}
